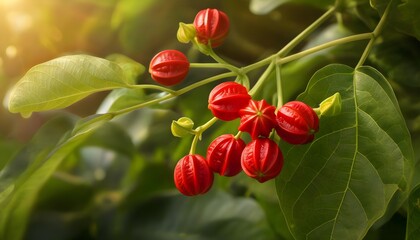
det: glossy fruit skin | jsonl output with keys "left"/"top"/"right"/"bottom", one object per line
{"left": 193, "top": 8, "right": 230, "bottom": 47}
{"left": 174, "top": 154, "right": 214, "bottom": 196}
{"left": 208, "top": 81, "right": 251, "bottom": 121}
{"left": 149, "top": 50, "right": 189, "bottom": 86}
{"left": 238, "top": 99, "right": 277, "bottom": 139}
{"left": 276, "top": 101, "right": 319, "bottom": 144}
{"left": 206, "top": 134, "right": 246, "bottom": 176}
{"left": 241, "top": 138, "right": 284, "bottom": 183}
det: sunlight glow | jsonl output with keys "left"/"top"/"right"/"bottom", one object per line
{"left": 6, "top": 11, "right": 33, "bottom": 33}
{"left": 0, "top": 0, "right": 21, "bottom": 8}
{"left": 5, "top": 45, "right": 17, "bottom": 58}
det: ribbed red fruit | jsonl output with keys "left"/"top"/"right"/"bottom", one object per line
{"left": 149, "top": 49, "right": 189, "bottom": 86}
{"left": 276, "top": 101, "right": 319, "bottom": 144}
{"left": 241, "top": 138, "right": 284, "bottom": 183}
{"left": 206, "top": 134, "right": 246, "bottom": 176}
{"left": 208, "top": 81, "right": 251, "bottom": 121}
{"left": 193, "top": 8, "right": 230, "bottom": 47}
{"left": 174, "top": 154, "right": 214, "bottom": 196}
{"left": 238, "top": 99, "right": 277, "bottom": 139}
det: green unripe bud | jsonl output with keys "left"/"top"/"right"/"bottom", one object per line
{"left": 318, "top": 92, "right": 342, "bottom": 117}
{"left": 177, "top": 22, "right": 196, "bottom": 44}
{"left": 171, "top": 117, "right": 195, "bottom": 137}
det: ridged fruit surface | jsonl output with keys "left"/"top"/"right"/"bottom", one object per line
{"left": 207, "top": 134, "right": 245, "bottom": 176}
{"left": 241, "top": 138, "right": 283, "bottom": 183}
{"left": 174, "top": 154, "right": 214, "bottom": 196}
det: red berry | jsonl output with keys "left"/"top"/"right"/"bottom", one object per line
{"left": 241, "top": 138, "right": 283, "bottom": 183}
{"left": 149, "top": 50, "right": 189, "bottom": 86}
{"left": 206, "top": 134, "right": 246, "bottom": 176}
{"left": 174, "top": 154, "right": 214, "bottom": 196}
{"left": 193, "top": 8, "right": 230, "bottom": 47}
{"left": 238, "top": 99, "right": 277, "bottom": 139}
{"left": 208, "top": 82, "right": 251, "bottom": 121}
{"left": 276, "top": 101, "right": 319, "bottom": 144}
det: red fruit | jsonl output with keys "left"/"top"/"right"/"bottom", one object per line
{"left": 241, "top": 138, "right": 283, "bottom": 183}
{"left": 174, "top": 154, "right": 214, "bottom": 196}
{"left": 206, "top": 134, "right": 246, "bottom": 176}
{"left": 193, "top": 8, "right": 230, "bottom": 47}
{"left": 149, "top": 50, "right": 190, "bottom": 86}
{"left": 276, "top": 101, "right": 319, "bottom": 144}
{"left": 238, "top": 99, "right": 277, "bottom": 139}
{"left": 208, "top": 81, "right": 251, "bottom": 121}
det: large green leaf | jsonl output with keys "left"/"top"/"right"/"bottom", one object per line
{"left": 0, "top": 139, "right": 20, "bottom": 171}
{"left": 8, "top": 54, "right": 142, "bottom": 118}
{"left": 276, "top": 64, "right": 414, "bottom": 240}
{"left": 406, "top": 183, "right": 420, "bottom": 240}
{"left": 121, "top": 190, "right": 276, "bottom": 240}
{"left": 0, "top": 114, "right": 112, "bottom": 240}
{"left": 106, "top": 53, "right": 146, "bottom": 84}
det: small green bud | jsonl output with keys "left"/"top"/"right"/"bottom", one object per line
{"left": 171, "top": 117, "right": 195, "bottom": 137}
{"left": 177, "top": 22, "right": 196, "bottom": 44}
{"left": 319, "top": 92, "right": 342, "bottom": 117}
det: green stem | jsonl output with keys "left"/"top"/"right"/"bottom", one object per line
{"left": 128, "top": 84, "right": 176, "bottom": 94}
{"left": 248, "top": 60, "right": 276, "bottom": 97}
{"left": 277, "top": 6, "right": 337, "bottom": 57}
{"left": 189, "top": 117, "right": 218, "bottom": 154}
{"left": 208, "top": 48, "right": 240, "bottom": 73}
{"left": 208, "top": 47, "right": 230, "bottom": 65}
{"left": 112, "top": 93, "right": 173, "bottom": 116}
{"left": 356, "top": 1, "right": 392, "bottom": 68}
{"left": 198, "top": 117, "right": 218, "bottom": 132}
{"left": 112, "top": 71, "right": 236, "bottom": 117}
{"left": 189, "top": 62, "right": 235, "bottom": 71}
{"left": 241, "top": 5, "right": 336, "bottom": 73}
{"left": 176, "top": 71, "right": 236, "bottom": 95}
{"left": 234, "top": 131, "right": 243, "bottom": 140}
{"left": 278, "top": 33, "right": 372, "bottom": 65}
{"left": 189, "top": 134, "right": 200, "bottom": 154}
{"left": 275, "top": 62, "right": 283, "bottom": 109}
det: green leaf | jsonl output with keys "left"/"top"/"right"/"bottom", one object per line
{"left": 276, "top": 64, "right": 414, "bottom": 240}
{"left": 407, "top": 184, "right": 420, "bottom": 240}
{"left": 0, "top": 139, "right": 21, "bottom": 171}
{"left": 0, "top": 115, "right": 76, "bottom": 240}
{"left": 122, "top": 190, "right": 276, "bottom": 240}
{"left": 0, "top": 114, "right": 111, "bottom": 240}
{"left": 371, "top": 0, "right": 420, "bottom": 40}
{"left": 72, "top": 113, "right": 114, "bottom": 136}
{"left": 97, "top": 88, "right": 146, "bottom": 113}
{"left": 8, "top": 55, "right": 136, "bottom": 118}
{"left": 106, "top": 53, "right": 146, "bottom": 85}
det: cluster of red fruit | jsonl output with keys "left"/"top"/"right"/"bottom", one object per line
{"left": 149, "top": 8, "right": 229, "bottom": 86}
{"left": 147, "top": 8, "right": 320, "bottom": 196}
{"left": 175, "top": 82, "right": 319, "bottom": 196}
